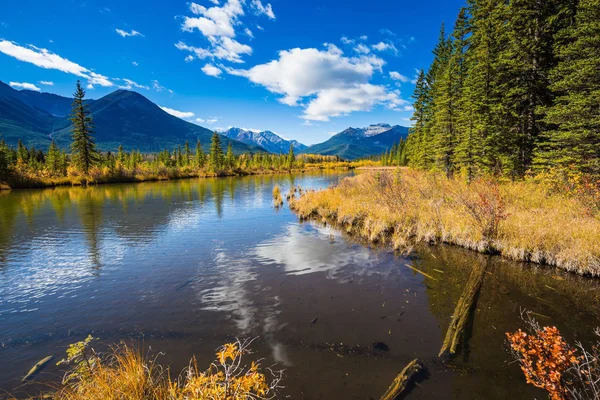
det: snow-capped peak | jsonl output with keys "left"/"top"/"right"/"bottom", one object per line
{"left": 364, "top": 123, "right": 393, "bottom": 137}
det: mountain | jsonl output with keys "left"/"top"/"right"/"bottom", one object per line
{"left": 0, "top": 81, "right": 261, "bottom": 154}
{"left": 221, "top": 127, "right": 307, "bottom": 154}
{"left": 302, "top": 123, "right": 410, "bottom": 160}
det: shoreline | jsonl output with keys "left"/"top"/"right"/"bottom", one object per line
{"left": 289, "top": 169, "right": 600, "bottom": 277}
{"left": 0, "top": 165, "right": 356, "bottom": 191}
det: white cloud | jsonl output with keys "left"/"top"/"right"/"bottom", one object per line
{"left": 0, "top": 39, "right": 114, "bottom": 87}
{"left": 118, "top": 78, "right": 149, "bottom": 90}
{"left": 39, "top": 80, "right": 54, "bottom": 86}
{"left": 115, "top": 29, "right": 144, "bottom": 38}
{"left": 178, "top": 0, "right": 273, "bottom": 65}
{"left": 380, "top": 28, "right": 397, "bottom": 36}
{"left": 354, "top": 43, "right": 371, "bottom": 54}
{"left": 226, "top": 44, "right": 405, "bottom": 121}
{"left": 208, "top": 0, "right": 219, "bottom": 4}
{"left": 132, "top": 61, "right": 139, "bottom": 66}
{"left": 197, "top": 117, "right": 219, "bottom": 124}
{"left": 160, "top": 106, "right": 195, "bottom": 119}
{"left": 201, "top": 63, "right": 222, "bottom": 77}
{"left": 256, "top": 25, "right": 264, "bottom": 31}
{"left": 250, "top": 0, "right": 275, "bottom": 19}
{"left": 403, "top": 105, "right": 415, "bottom": 111}
{"left": 185, "top": 55, "right": 194, "bottom": 62}
{"left": 340, "top": 36, "right": 354, "bottom": 45}
{"left": 389, "top": 71, "right": 409, "bottom": 83}
{"left": 10, "top": 81, "right": 41, "bottom": 91}
{"left": 359, "top": 35, "right": 368, "bottom": 41}
{"left": 152, "top": 80, "right": 173, "bottom": 94}
{"left": 372, "top": 41, "right": 399, "bottom": 55}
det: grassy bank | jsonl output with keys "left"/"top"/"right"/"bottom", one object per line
{"left": 0, "top": 162, "right": 369, "bottom": 190}
{"left": 290, "top": 169, "right": 600, "bottom": 276}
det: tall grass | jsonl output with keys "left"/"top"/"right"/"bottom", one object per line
{"left": 290, "top": 168, "right": 600, "bottom": 276}
{"left": 23, "top": 337, "right": 282, "bottom": 400}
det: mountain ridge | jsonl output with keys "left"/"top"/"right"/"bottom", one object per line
{"left": 221, "top": 127, "right": 308, "bottom": 154}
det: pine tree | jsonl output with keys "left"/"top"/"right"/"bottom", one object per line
{"left": 46, "top": 140, "right": 61, "bottom": 174}
{"left": 70, "top": 80, "right": 98, "bottom": 174}
{"left": 535, "top": 0, "right": 600, "bottom": 175}
{"left": 432, "top": 8, "right": 470, "bottom": 176}
{"left": 195, "top": 140, "right": 205, "bottom": 169}
{"left": 225, "top": 142, "right": 235, "bottom": 169}
{"left": 287, "top": 144, "right": 295, "bottom": 169}
{"left": 0, "top": 140, "right": 8, "bottom": 181}
{"left": 184, "top": 140, "right": 191, "bottom": 167}
{"left": 407, "top": 70, "right": 430, "bottom": 168}
{"left": 209, "top": 132, "right": 224, "bottom": 171}
{"left": 17, "top": 139, "right": 28, "bottom": 165}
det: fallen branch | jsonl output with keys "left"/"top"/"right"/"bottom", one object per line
{"left": 22, "top": 355, "right": 54, "bottom": 382}
{"left": 438, "top": 262, "right": 488, "bottom": 358}
{"left": 380, "top": 358, "right": 424, "bottom": 400}
{"left": 404, "top": 264, "right": 437, "bottom": 281}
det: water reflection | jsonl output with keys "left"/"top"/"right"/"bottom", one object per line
{"left": 1, "top": 171, "right": 600, "bottom": 399}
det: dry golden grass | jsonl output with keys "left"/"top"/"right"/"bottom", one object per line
{"left": 25, "top": 337, "right": 282, "bottom": 400}
{"left": 290, "top": 169, "right": 600, "bottom": 276}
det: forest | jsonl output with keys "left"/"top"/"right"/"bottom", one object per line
{"left": 380, "top": 0, "right": 598, "bottom": 183}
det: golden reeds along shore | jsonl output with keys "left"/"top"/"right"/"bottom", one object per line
{"left": 289, "top": 168, "right": 600, "bottom": 276}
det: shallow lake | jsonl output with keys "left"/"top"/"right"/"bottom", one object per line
{"left": 1, "top": 171, "right": 599, "bottom": 399}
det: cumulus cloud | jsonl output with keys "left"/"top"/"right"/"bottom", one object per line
{"left": 373, "top": 41, "right": 398, "bottom": 55}
{"left": 160, "top": 106, "right": 195, "bottom": 119}
{"left": 354, "top": 43, "right": 371, "bottom": 54}
{"left": 10, "top": 81, "right": 41, "bottom": 91}
{"left": 0, "top": 39, "right": 114, "bottom": 87}
{"left": 226, "top": 44, "right": 406, "bottom": 121}
{"left": 39, "top": 80, "right": 54, "bottom": 86}
{"left": 178, "top": 0, "right": 273, "bottom": 65}
{"left": 201, "top": 63, "right": 222, "bottom": 77}
{"left": 115, "top": 29, "right": 144, "bottom": 38}
{"left": 389, "top": 71, "right": 409, "bottom": 83}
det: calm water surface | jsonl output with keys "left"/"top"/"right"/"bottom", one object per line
{"left": 1, "top": 172, "right": 600, "bottom": 399}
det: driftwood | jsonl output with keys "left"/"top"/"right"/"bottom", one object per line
{"left": 380, "top": 358, "right": 423, "bottom": 400}
{"left": 22, "top": 355, "right": 54, "bottom": 382}
{"left": 438, "top": 263, "right": 488, "bottom": 358}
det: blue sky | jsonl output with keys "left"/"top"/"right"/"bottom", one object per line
{"left": 0, "top": 0, "right": 464, "bottom": 145}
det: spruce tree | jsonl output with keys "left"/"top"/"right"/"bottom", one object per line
{"left": 209, "top": 132, "right": 224, "bottom": 171}
{"left": 46, "top": 140, "right": 61, "bottom": 174}
{"left": 70, "top": 80, "right": 98, "bottom": 174}
{"left": 0, "top": 141, "right": 8, "bottom": 181}
{"left": 535, "top": 0, "right": 600, "bottom": 175}
{"left": 195, "top": 140, "right": 205, "bottom": 168}
{"left": 407, "top": 70, "right": 430, "bottom": 168}
{"left": 225, "top": 142, "right": 235, "bottom": 169}
{"left": 184, "top": 140, "right": 191, "bottom": 167}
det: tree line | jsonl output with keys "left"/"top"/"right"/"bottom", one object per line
{"left": 402, "top": 0, "right": 599, "bottom": 181}
{"left": 0, "top": 81, "right": 304, "bottom": 183}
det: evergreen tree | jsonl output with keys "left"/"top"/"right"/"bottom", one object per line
{"left": 0, "top": 140, "right": 8, "bottom": 181}
{"left": 407, "top": 70, "right": 430, "bottom": 167}
{"left": 195, "top": 140, "right": 205, "bottom": 169}
{"left": 70, "top": 80, "right": 98, "bottom": 174}
{"left": 46, "top": 140, "right": 61, "bottom": 174}
{"left": 17, "top": 139, "right": 28, "bottom": 164}
{"left": 225, "top": 142, "right": 235, "bottom": 169}
{"left": 287, "top": 144, "right": 295, "bottom": 169}
{"left": 184, "top": 140, "right": 191, "bottom": 167}
{"left": 209, "top": 132, "right": 224, "bottom": 171}
{"left": 535, "top": 0, "right": 600, "bottom": 175}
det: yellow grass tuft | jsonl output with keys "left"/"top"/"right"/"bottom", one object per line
{"left": 290, "top": 168, "right": 600, "bottom": 276}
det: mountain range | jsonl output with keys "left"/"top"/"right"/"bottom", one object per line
{"left": 0, "top": 81, "right": 261, "bottom": 154}
{"left": 0, "top": 81, "right": 409, "bottom": 159}
{"left": 221, "top": 127, "right": 307, "bottom": 154}
{"left": 302, "top": 124, "right": 409, "bottom": 160}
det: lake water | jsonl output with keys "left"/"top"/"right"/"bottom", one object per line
{"left": 1, "top": 172, "right": 600, "bottom": 399}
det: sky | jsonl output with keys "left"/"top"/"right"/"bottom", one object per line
{"left": 0, "top": 0, "right": 465, "bottom": 145}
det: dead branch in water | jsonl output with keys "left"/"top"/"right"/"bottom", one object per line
{"left": 438, "top": 262, "right": 488, "bottom": 358}
{"left": 380, "top": 358, "right": 424, "bottom": 400}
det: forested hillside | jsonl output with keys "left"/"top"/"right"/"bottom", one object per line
{"left": 404, "top": 0, "right": 599, "bottom": 180}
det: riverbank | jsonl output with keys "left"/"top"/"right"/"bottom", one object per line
{"left": 0, "top": 162, "right": 365, "bottom": 190}
{"left": 289, "top": 169, "right": 600, "bottom": 276}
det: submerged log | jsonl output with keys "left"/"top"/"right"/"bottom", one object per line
{"left": 380, "top": 358, "right": 423, "bottom": 400}
{"left": 22, "top": 355, "right": 54, "bottom": 382}
{"left": 438, "top": 263, "right": 488, "bottom": 358}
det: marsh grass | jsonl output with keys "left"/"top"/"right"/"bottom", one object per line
{"left": 290, "top": 169, "right": 600, "bottom": 276}
{"left": 23, "top": 337, "right": 282, "bottom": 400}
